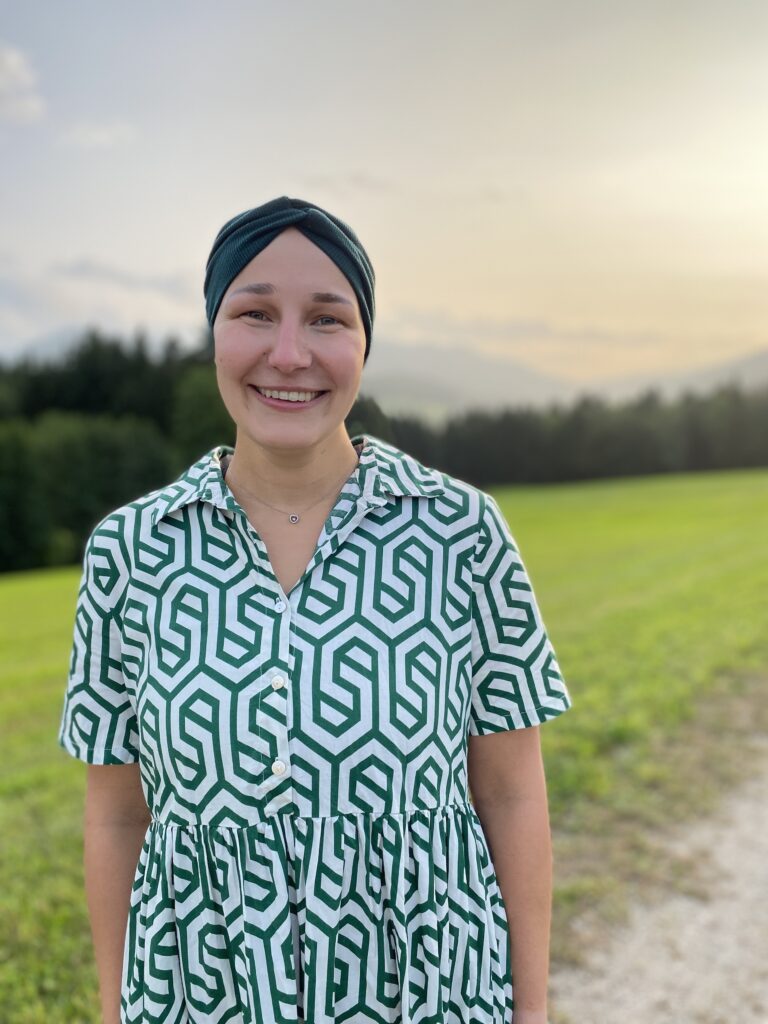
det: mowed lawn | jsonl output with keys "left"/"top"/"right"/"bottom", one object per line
{"left": 1, "top": 466, "right": 766, "bottom": 1020}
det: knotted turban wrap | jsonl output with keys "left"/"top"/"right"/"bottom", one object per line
{"left": 203, "top": 196, "right": 376, "bottom": 364}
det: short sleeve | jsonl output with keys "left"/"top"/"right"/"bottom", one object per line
{"left": 58, "top": 518, "right": 140, "bottom": 764}
{"left": 468, "top": 492, "right": 573, "bottom": 735}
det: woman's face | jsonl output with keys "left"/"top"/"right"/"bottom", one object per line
{"left": 213, "top": 226, "right": 366, "bottom": 451}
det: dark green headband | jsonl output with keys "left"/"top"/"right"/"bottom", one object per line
{"left": 203, "top": 195, "right": 375, "bottom": 364}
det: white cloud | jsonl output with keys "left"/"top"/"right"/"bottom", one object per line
{"left": 58, "top": 120, "right": 137, "bottom": 149}
{"left": 0, "top": 42, "right": 45, "bottom": 122}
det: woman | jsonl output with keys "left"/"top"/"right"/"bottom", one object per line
{"left": 58, "top": 195, "right": 572, "bottom": 1024}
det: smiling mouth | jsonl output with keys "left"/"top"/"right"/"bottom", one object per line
{"left": 248, "top": 385, "right": 330, "bottom": 406}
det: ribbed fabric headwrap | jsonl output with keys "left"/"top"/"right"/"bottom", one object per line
{"left": 204, "top": 196, "right": 375, "bottom": 364}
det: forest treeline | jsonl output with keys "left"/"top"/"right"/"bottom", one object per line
{"left": 1, "top": 326, "right": 766, "bottom": 573}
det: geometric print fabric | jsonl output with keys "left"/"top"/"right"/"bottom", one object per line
{"left": 58, "top": 432, "right": 573, "bottom": 1023}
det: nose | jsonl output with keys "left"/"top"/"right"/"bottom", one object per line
{"left": 267, "top": 317, "right": 312, "bottom": 370}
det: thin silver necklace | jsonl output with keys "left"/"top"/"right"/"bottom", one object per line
{"left": 222, "top": 444, "right": 362, "bottom": 525}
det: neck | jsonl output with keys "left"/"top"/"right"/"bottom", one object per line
{"left": 223, "top": 432, "right": 363, "bottom": 512}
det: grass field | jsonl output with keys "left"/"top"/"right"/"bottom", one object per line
{"left": 1, "top": 466, "right": 766, "bottom": 1021}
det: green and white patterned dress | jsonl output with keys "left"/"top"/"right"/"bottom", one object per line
{"left": 58, "top": 432, "right": 572, "bottom": 1024}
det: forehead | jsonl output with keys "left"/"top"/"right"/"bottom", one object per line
{"left": 227, "top": 228, "right": 355, "bottom": 296}
{"left": 249, "top": 226, "right": 329, "bottom": 263}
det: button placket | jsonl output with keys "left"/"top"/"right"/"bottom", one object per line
{"left": 264, "top": 599, "right": 292, "bottom": 784}
{"left": 263, "top": 620, "right": 293, "bottom": 805}
{"left": 225, "top": 511, "right": 295, "bottom": 809}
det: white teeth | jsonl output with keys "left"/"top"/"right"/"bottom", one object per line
{"left": 255, "top": 387, "right": 324, "bottom": 403}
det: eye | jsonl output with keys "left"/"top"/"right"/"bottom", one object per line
{"left": 240, "top": 310, "right": 343, "bottom": 326}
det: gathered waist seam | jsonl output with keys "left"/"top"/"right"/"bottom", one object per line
{"left": 149, "top": 799, "right": 476, "bottom": 829}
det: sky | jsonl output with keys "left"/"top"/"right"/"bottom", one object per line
{"left": 1, "top": 0, "right": 767, "bottom": 383}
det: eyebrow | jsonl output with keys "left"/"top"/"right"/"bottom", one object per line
{"left": 228, "top": 282, "right": 353, "bottom": 306}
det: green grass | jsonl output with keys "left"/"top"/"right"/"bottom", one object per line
{"left": 1, "top": 564, "right": 105, "bottom": 1022}
{"left": 498, "top": 467, "right": 768, "bottom": 814}
{"left": 2, "top": 467, "right": 767, "bottom": 1018}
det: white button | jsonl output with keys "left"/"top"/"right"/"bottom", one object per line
{"left": 275, "top": 599, "right": 285, "bottom": 612}
{"left": 271, "top": 676, "right": 285, "bottom": 690}
{"left": 272, "top": 759, "right": 286, "bottom": 775}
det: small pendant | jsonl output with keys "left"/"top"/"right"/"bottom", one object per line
{"left": 289, "top": 513, "right": 300, "bottom": 524}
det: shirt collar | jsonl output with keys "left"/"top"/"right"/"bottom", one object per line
{"left": 150, "top": 433, "right": 445, "bottom": 528}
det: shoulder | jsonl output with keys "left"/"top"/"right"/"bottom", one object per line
{"left": 368, "top": 434, "right": 494, "bottom": 539}
{"left": 82, "top": 447, "right": 215, "bottom": 562}
{"left": 384, "top": 439, "right": 514, "bottom": 563}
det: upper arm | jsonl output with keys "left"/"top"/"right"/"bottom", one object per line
{"left": 467, "top": 492, "right": 572, "bottom": 736}
{"left": 85, "top": 763, "right": 151, "bottom": 826}
{"left": 58, "top": 515, "right": 141, "bottom": 766}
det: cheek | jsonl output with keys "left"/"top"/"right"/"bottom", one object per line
{"left": 330, "top": 337, "right": 366, "bottom": 380}
{"left": 214, "top": 326, "right": 259, "bottom": 374}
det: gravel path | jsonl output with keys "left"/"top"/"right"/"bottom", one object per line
{"left": 549, "top": 736, "right": 768, "bottom": 1024}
